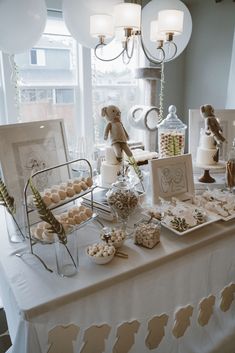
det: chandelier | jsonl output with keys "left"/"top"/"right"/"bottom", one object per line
{"left": 90, "top": 2, "right": 185, "bottom": 64}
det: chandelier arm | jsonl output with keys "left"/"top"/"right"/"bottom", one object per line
{"left": 94, "top": 43, "right": 126, "bottom": 62}
{"left": 162, "top": 41, "right": 178, "bottom": 62}
{"left": 139, "top": 34, "right": 163, "bottom": 65}
{"left": 122, "top": 51, "right": 132, "bottom": 65}
{"left": 125, "top": 35, "right": 135, "bottom": 60}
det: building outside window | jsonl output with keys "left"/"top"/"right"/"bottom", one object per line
{"left": 13, "top": 14, "right": 78, "bottom": 153}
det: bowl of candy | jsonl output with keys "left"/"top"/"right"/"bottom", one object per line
{"left": 86, "top": 242, "right": 115, "bottom": 265}
{"left": 100, "top": 227, "right": 125, "bottom": 249}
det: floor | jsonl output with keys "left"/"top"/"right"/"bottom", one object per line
{"left": 0, "top": 308, "right": 11, "bottom": 353}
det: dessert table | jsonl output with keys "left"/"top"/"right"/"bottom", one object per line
{"left": 0, "top": 207, "right": 235, "bottom": 353}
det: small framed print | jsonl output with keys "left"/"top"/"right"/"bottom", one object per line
{"left": 0, "top": 119, "right": 69, "bottom": 206}
{"left": 150, "top": 154, "right": 195, "bottom": 204}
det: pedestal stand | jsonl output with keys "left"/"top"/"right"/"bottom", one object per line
{"left": 196, "top": 162, "right": 226, "bottom": 183}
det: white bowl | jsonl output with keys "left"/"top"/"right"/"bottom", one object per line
{"left": 100, "top": 227, "right": 125, "bottom": 249}
{"left": 86, "top": 244, "right": 115, "bottom": 265}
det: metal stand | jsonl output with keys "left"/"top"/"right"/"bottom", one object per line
{"left": 22, "top": 158, "right": 95, "bottom": 272}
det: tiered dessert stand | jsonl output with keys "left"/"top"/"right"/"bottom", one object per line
{"left": 20, "top": 158, "right": 96, "bottom": 272}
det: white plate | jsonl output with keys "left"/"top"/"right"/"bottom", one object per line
{"left": 195, "top": 190, "right": 235, "bottom": 222}
{"left": 162, "top": 212, "right": 221, "bottom": 236}
{"left": 221, "top": 213, "right": 235, "bottom": 221}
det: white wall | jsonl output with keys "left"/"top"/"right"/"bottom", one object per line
{"left": 183, "top": 0, "right": 235, "bottom": 113}
{"left": 226, "top": 26, "right": 235, "bottom": 108}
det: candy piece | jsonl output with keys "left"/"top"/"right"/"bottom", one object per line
{"left": 33, "top": 227, "right": 44, "bottom": 239}
{"left": 66, "top": 187, "right": 75, "bottom": 197}
{"left": 73, "top": 183, "right": 82, "bottom": 194}
{"left": 80, "top": 181, "right": 88, "bottom": 191}
{"left": 67, "top": 179, "right": 74, "bottom": 187}
{"left": 51, "top": 192, "right": 61, "bottom": 203}
{"left": 85, "top": 208, "right": 93, "bottom": 217}
{"left": 42, "top": 231, "right": 55, "bottom": 242}
{"left": 43, "top": 188, "right": 51, "bottom": 196}
{"left": 71, "top": 206, "right": 81, "bottom": 215}
{"left": 79, "top": 211, "right": 88, "bottom": 221}
{"left": 62, "top": 224, "right": 71, "bottom": 233}
{"left": 87, "top": 242, "right": 115, "bottom": 257}
{"left": 67, "top": 217, "right": 76, "bottom": 225}
{"left": 68, "top": 209, "right": 74, "bottom": 218}
{"left": 58, "top": 189, "right": 67, "bottom": 200}
{"left": 59, "top": 183, "right": 67, "bottom": 190}
{"left": 85, "top": 177, "right": 93, "bottom": 187}
{"left": 37, "top": 222, "right": 45, "bottom": 229}
{"left": 42, "top": 194, "right": 52, "bottom": 207}
{"left": 60, "top": 213, "right": 68, "bottom": 221}
{"left": 74, "top": 214, "right": 82, "bottom": 224}
{"left": 44, "top": 222, "right": 51, "bottom": 229}
{"left": 100, "top": 227, "right": 125, "bottom": 248}
{"left": 51, "top": 185, "right": 60, "bottom": 193}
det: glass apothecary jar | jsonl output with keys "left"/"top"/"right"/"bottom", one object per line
{"left": 157, "top": 105, "right": 187, "bottom": 158}
{"left": 107, "top": 176, "right": 139, "bottom": 233}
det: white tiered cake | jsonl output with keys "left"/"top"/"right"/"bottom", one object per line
{"left": 196, "top": 130, "right": 218, "bottom": 166}
{"left": 100, "top": 146, "right": 121, "bottom": 186}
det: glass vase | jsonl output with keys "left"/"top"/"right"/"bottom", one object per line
{"left": 4, "top": 206, "right": 26, "bottom": 243}
{"left": 54, "top": 229, "right": 79, "bottom": 277}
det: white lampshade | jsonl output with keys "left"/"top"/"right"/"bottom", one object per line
{"left": 90, "top": 14, "right": 114, "bottom": 38}
{"left": 114, "top": 3, "right": 141, "bottom": 30}
{"left": 150, "top": 20, "right": 165, "bottom": 42}
{"left": 158, "top": 10, "right": 184, "bottom": 35}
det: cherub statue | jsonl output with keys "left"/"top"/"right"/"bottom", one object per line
{"left": 101, "top": 105, "right": 133, "bottom": 162}
{"left": 200, "top": 104, "right": 226, "bottom": 146}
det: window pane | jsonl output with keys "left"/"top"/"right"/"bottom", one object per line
{"left": 56, "top": 89, "right": 74, "bottom": 104}
{"left": 14, "top": 16, "right": 78, "bottom": 151}
{"left": 91, "top": 39, "right": 143, "bottom": 146}
{"left": 30, "top": 49, "right": 37, "bottom": 65}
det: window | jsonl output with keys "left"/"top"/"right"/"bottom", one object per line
{"left": 55, "top": 88, "right": 74, "bottom": 104}
{"left": 14, "top": 13, "right": 79, "bottom": 153}
{"left": 0, "top": 11, "right": 144, "bottom": 160}
{"left": 91, "top": 39, "right": 144, "bottom": 147}
{"left": 30, "top": 49, "right": 46, "bottom": 66}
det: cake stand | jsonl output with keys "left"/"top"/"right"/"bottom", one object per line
{"left": 196, "top": 162, "right": 226, "bottom": 183}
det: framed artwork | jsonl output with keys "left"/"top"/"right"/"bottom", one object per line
{"left": 188, "top": 109, "right": 235, "bottom": 164}
{"left": 0, "top": 119, "right": 69, "bottom": 205}
{"left": 150, "top": 154, "right": 195, "bottom": 204}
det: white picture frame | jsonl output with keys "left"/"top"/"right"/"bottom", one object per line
{"left": 188, "top": 109, "right": 235, "bottom": 164}
{"left": 150, "top": 154, "right": 195, "bottom": 204}
{"left": 0, "top": 119, "right": 69, "bottom": 206}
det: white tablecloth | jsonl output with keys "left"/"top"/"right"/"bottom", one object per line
{"left": 0, "top": 207, "right": 235, "bottom": 353}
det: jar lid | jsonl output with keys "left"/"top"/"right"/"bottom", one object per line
{"left": 157, "top": 105, "right": 187, "bottom": 130}
{"left": 111, "top": 175, "right": 131, "bottom": 190}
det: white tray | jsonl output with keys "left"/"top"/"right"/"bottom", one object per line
{"left": 161, "top": 212, "right": 221, "bottom": 236}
